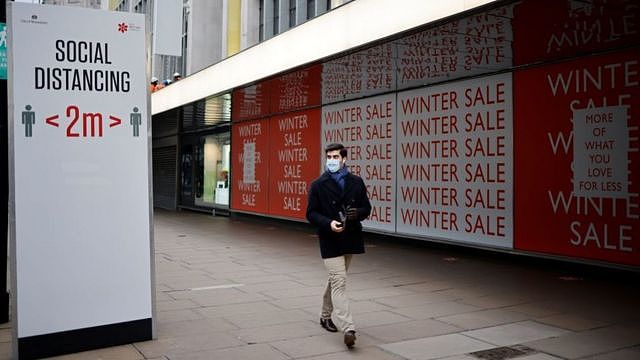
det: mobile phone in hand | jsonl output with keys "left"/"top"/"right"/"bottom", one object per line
{"left": 339, "top": 211, "right": 347, "bottom": 223}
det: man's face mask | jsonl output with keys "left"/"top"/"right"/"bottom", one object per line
{"left": 326, "top": 158, "right": 341, "bottom": 173}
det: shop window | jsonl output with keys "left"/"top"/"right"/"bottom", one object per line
{"left": 307, "top": 0, "right": 315, "bottom": 20}
{"left": 273, "top": 0, "right": 280, "bottom": 34}
{"left": 194, "top": 133, "right": 231, "bottom": 208}
{"left": 289, "top": 0, "right": 296, "bottom": 27}
{"left": 259, "top": 0, "right": 265, "bottom": 41}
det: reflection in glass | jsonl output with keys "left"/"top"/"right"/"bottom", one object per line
{"left": 396, "top": 5, "right": 514, "bottom": 90}
{"left": 322, "top": 43, "right": 395, "bottom": 103}
{"left": 320, "top": 4, "right": 515, "bottom": 104}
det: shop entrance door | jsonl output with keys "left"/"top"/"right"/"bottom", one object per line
{"left": 179, "top": 141, "right": 197, "bottom": 208}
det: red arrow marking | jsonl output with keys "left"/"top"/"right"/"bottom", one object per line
{"left": 109, "top": 115, "right": 122, "bottom": 128}
{"left": 46, "top": 115, "right": 59, "bottom": 127}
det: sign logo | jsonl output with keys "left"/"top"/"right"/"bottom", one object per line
{"left": 20, "top": 14, "right": 47, "bottom": 25}
{"left": 117, "top": 22, "right": 128, "bottom": 33}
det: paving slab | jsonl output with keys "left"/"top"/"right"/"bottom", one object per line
{"left": 46, "top": 345, "right": 144, "bottom": 360}
{"left": 436, "top": 308, "right": 531, "bottom": 330}
{"left": 223, "top": 308, "right": 311, "bottom": 329}
{"left": 524, "top": 325, "right": 640, "bottom": 359}
{"left": 355, "top": 310, "right": 412, "bottom": 328}
{"left": 232, "top": 320, "right": 325, "bottom": 343}
{"left": 155, "top": 317, "right": 238, "bottom": 338}
{"left": 389, "top": 300, "right": 482, "bottom": 320}
{"left": 195, "top": 301, "right": 282, "bottom": 318}
{"left": 581, "top": 346, "right": 640, "bottom": 360}
{"left": 270, "top": 332, "right": 378, "bottom": 358}
{"left": 168, "top": 343, "right": 289, "bottom": 360}
{"left": 156, "top": 299, "right": 200, "bottom": 312}
{"left": 373, "top": 292, "right": 457, "bottom": 308}
{"left": 156, "top": 308, "right": 205, "bottom": 323}
{"left": 461, "top": 320, "right": 570, "bottom": 346}
{"left": 302, "top": 346, "right": 407, "bottom": 360}
{"left": 514, "top": 354, "right": 565, "bottom": 360}
{"left": 270, "top": 294, "right": 322, "bottom": 310}
{"left": 535, "top": 313, "right": 609, "bottom": 331}
{"left": 361, "top": 318, "right": 461, "bottom": 342}
{"left": 133, "top": 332, "right": 244, "bottom": 358}
{"left": 379, "top": 333, "right": 495, "bottom": 360}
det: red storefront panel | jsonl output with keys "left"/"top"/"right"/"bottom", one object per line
{"left": 268, "top": 108, "right": 321, "bottom": 219}
{"left": 231, "top": 118, "right": 270, "bottom": 213}
{"left": 514, "top": 49, "right": 640, "bottom": 266}
{"left": 513, "top": 0, "right": 640, "bottom": 66}
{"left": 270, "top": 64, "right": 322, "bottom": 114}
{"left": 231, "top": 81, "right": 272, "bottom": 122}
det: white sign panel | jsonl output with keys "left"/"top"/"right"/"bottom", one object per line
{"left": 573, "top": 106, "right": 629, "bottom": 198}
{"left": 322, "top": 93, "right": 396, "bottom": 232}
{"left": 153, "top": 0, "right": 182, "bottom": 56}
{"left": 8, "top": 2, "right": 153, "bottom": 346}
{"left": 396, "top": 73, "right": 513, "bottom": 248}
{"left": 243, "top": 141, "right": 256, "bottom": 184}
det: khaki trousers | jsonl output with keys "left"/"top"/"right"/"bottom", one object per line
{"left": 320, "top": 254, "right": 354, "bottom": 332}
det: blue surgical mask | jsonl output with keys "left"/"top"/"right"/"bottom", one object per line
{"left": 326, "top": 158, "right": 341, "bottom": 173}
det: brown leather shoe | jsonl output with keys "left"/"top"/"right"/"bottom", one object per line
{"left": 344, "top": 330, "right": 356, "bottom": 348}
{"left": 320, "top": 318, "right": 338, "bottom": 332}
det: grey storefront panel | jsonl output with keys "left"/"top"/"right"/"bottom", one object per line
{"left": 152, "top": 108, "right": 179, "bottom": 138}
{"left": 153, "top": 145, "right": 178, "bottom": 209}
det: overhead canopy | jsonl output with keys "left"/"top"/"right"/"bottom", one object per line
{"left": 151, "top": 0, "right": 496, "bottom": 115}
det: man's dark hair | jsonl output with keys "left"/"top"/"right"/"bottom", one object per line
{"left": 325, "top": 143, "right": 348, "bottom": 157}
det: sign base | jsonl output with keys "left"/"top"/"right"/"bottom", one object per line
{"left": 18, "top": 318, "right": 152, "bottom": 360}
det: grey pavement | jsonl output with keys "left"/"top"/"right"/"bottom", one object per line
{"left": 1, "top": 209, "right": 639, "bottom": 359}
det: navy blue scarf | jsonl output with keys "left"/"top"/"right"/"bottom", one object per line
{"left": 329, "top": 166, "right": 349, "bottom": 190}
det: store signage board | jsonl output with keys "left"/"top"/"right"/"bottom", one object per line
{"left": 268, "top": 108, "right": 321, "bottom": 219}
{"left": 7, "top": 3, "right": 154, "bottom": 358}
{"left": 514, "top": 49, "right": 640, "bottom": 266}
{"left": 396, "top": 74, "right": 514, "bottom": 248}
{"left": 231, "top": 118, "right": 270, "bottom": 213}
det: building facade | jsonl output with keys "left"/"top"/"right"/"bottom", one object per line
{"left": 151, "top": 0, "right": 640, "bottom": 270}
{"left": 107, "top": 0, "right": 352, "bottom": 84}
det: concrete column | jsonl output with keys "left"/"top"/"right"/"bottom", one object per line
{"left": 279, "top": 0, "right": 288, "bottom": 34}
{"left": 264, "top": 0, "right": 274, "bottom": 39}
{"left": 296, "top": 0, "right": 305, "bottom": 24}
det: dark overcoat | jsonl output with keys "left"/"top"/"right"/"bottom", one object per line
{"left": 306, "top": 171, "right": 372, "bottom": 259}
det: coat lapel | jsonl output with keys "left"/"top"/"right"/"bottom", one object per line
{"left": 341, "top": 174, "right": 355, "bottom": 199}
{"left": 321, "top": 172, "right": 342, "bottom": 198}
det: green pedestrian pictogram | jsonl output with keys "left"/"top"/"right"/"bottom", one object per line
{"left": 130, "top": 106, "right": 142, "bottom": 137}
{"left": 0, "top": 23, "right": 6, "bottom": 80}
{"left": 22, "top": 105, "right": 35, "bottom": 137}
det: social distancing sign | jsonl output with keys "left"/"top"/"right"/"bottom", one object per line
{"left": 8, "top": 3, "right": 154, "bottom": 358}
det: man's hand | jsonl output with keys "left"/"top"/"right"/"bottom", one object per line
{"left": 346, "top": 207, "right": 358, "bottom": 221}
{"left": 330, "top": 220, "right": 345, "bottom": 233}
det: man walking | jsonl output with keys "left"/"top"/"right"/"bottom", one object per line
{"left": 306, "top": 143, "right": 371, "bottom": 348}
